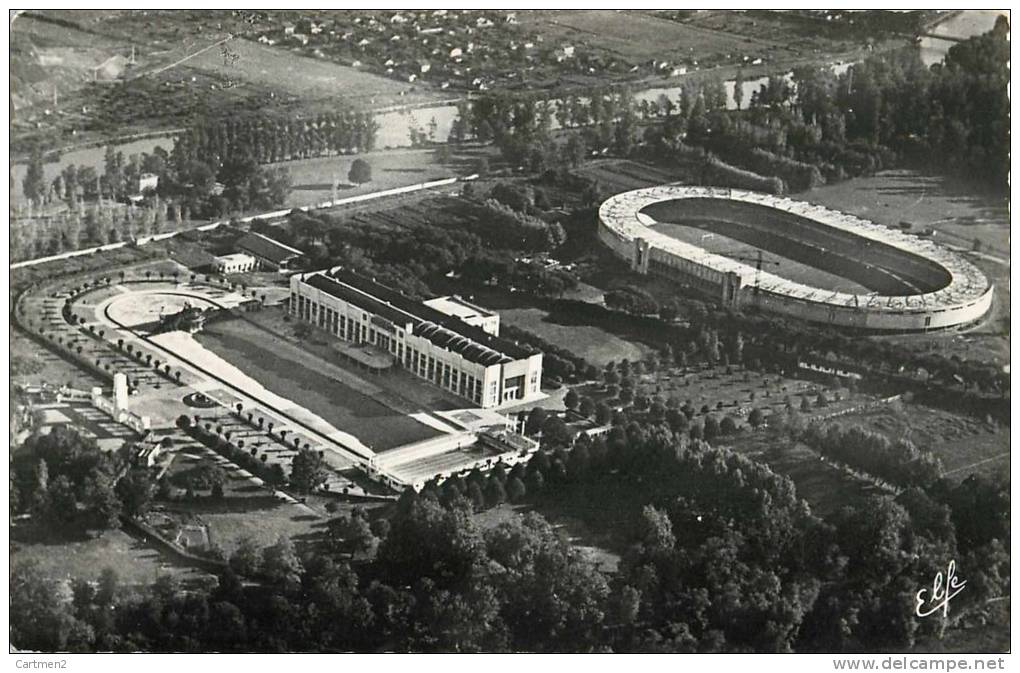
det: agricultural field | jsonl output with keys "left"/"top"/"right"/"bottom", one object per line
{"left": 573, "top": 159, "right": 693, "bottom": 195}
{"left": 194, "top": 316, "right": 442, "bottom": 451}
{"left": 522, "top": 10, "right": 776, "bottom": 65}
{"left": 179, "top": 37, "right": 440, "bottom": 109}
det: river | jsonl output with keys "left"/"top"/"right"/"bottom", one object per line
{"left": 12, "top": 10, "right": 1004, "bottom": 200}
{"left": 918, "top": 9, "right": 1006, "bottom": 65}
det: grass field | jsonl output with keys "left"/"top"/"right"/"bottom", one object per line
{"left": 574, "top": 159, "right": 693, "bottom": 195}
{"left": 11, "top": 525, "right": 211, "bottom": 588}
{"left": 158, "top": 441, "right": 328, "bottom": 555}
{"left": 806, "top": 169, "right": 1010, "bottom": 367}
{"left": 276, "top": 148, "right": 456, "bottom": 208}
{"left": 521, "top": 10, "right": 778, "bottom": 64}
{"left": 649, "top": 221, "right": 873, "bottom": 294}
{"left": 833, "top": 402, "right": 1009, "bottom": 483}
{"left": 179, "top": 37, "right": 439, "bottom": 109}
{"left": 194, "top": 317, "right": 441, "bottom": 450}
{"left": 500, "top": 306, "right": 654, "bottom": 367}
{"left": 729, "top": 437, "right": 891, "bottom": 518}
{"left": 11, "top": 328, "right": 104, "bottom": 390}
{"left": 805, "top": 169, "right": 1009, "bottom": 258}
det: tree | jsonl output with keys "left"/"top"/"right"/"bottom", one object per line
{"left": 594, "top": 402, "right": 612, "bottom": 425}
{"left": 748, "top": 407, "right": 766, "bottom": 429}
{"left": 23, "top": 148, "right": 47, "bottom": 204}
{"left": 289, "top": 447, "right": 328, "bottom": 493}
{"left": 10, "top": 561, "right": 80, "bottom": 651}
{"left": 328, "top": 511, "right": 378, "bottom": 558}
{"left": 348, "top": 158, "right": 372, "bottom": 184}
{"left": 564, "top": 390, "right": 580, "bottom": 410}
{"left": 262, "top": 535, "right": 304, "bottom": 586}
{"left": 506, "top": 476, "right": 527, "bottom": 502}
{"left": 115, "top": 468, "right": 155, "bottom": 517}
{"left": 484, "top": 476, "right": 507, "bottom": 507}
{"left": 525, "top": 407, "right": 548, "bottom": 434}
{"left": 579, "top": 397, "right": 596, "bottom": 418}
{"left": 229, "top": 536, "right": 263, "bottom": 576}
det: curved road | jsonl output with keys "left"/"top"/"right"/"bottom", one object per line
{"left": 99, "top": 288, "right": 374, "bottom": 469}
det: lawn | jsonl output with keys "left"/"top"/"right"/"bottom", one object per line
{"left": 10, "top": 525, "right": 212, "bottom": 588}
{"left": 163, "top": 450, "right": 327, "bottom": 552}
{"left": 11, "top": 327, "right": 104, "bottom": 390}
{"left": 499, "top": 306, "right": 654, "bottom": 367}
{"left": 275, "top": 147, "right": 456, "bottom": 208}
{"left": 194, "top": 316, "right": 441, "bottom": 450}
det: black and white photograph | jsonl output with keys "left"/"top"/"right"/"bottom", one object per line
{"left": 7, "top": 6, "right": 1012, "bottom": 663}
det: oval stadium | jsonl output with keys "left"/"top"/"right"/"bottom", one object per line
{"left": 597, "top": 186, "right": 993, "bottom": 332}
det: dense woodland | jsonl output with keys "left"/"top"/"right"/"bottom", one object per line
{"left": 459, "top": 19, "right": 1009, "bottom": 193}
{"left": 11, "top": 417, "right": 1009, "bottom": 652}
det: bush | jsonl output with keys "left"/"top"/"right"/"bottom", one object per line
{"left": 349, "top": 158, "right": 372, "bottom": 184}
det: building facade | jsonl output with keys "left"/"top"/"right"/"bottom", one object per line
{"left": 213, "top": 253, "right": 257, "bottom": 274}
{"left": 290, "top": 268, "right": 543, "bottom": 408}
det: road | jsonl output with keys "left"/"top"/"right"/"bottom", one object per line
{"left": 10, "top": 176, "right": 463, "bottom": 270}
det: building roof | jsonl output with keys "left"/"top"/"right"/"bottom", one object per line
{"left": 237, "top": 231, "right": 305, "bottom": 265}
{"left": 600, "top": 186, "right": 991, "bottom": 314}
{"left": 216, "top": 253, "right": 256, "bottom": 266}
{"left": 303, "top": 267, "right": 534, "bottom": 366}
{"left": 423, "top": 295, "right": 496, "bottom": 322}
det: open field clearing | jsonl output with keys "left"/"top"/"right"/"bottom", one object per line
{"left": 194, "top": 316, "right": 441, "bottom": 451}
{"left": 521, "top": 10, "right": 779, "bottom": 64}
{"left": 727, "top": 436, "right": 891, "bottom": 519}
{"left": 157, "top": 440, "right": 327, "bottom": 555}
{"left": 498, "top": 306, "right": 653, "bottom": 367}
{"left": 833, "top": 403, "right": 1009, "bottom": 482}
{"left": 178, "top": 37, "right": 439, "bottom": 109}
{"left": 805, "top": 169, "right": 1009, "bottom": 259}
{"left": 11, "top": 526, "right": 211, "bottom": 588}
{"left": 276, "top": 148, "right": 456, "bottom": 208}
{"left": 806, "top": 169, "right": 1010, "bottom": 367}
{"left": 573, "top": 159, "right": 692, "bottom": 195}
{"left": 11, "top": 328, "right": 104, "bottom": 390}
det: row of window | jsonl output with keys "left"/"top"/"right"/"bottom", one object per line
{"left": 293, "top": 291, "right": 496, "bottom": 406}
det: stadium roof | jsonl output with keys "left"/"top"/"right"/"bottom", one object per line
{"left": 599, "top": 186, "right": 991, "bottom": 314}
{"left": 303, "top": 268, "right": 533, "bottom": 366}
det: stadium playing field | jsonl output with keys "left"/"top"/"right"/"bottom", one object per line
{"left": 649, "top": 221, "right": 872, "bottom": 294}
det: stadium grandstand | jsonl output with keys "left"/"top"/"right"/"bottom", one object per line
{"left": 598, "top": 186, "right": 993, "bottom": 331}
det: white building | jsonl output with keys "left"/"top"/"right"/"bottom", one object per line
{"left": 214, "top": 253, "right": 257, "bottom": 274}
{"left": 290, "top": 268, "right": 543, "bottom": 408}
